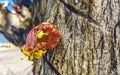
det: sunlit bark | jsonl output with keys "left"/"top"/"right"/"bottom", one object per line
{"left": 0, "top": 0, "right": 119, "bottom": 75}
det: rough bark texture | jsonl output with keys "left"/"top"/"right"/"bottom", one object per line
{"left": 0, "top": 0, "right": 120, "bottom": 75}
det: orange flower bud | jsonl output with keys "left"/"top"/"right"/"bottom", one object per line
{"left": 35, "top": 22, "right": 60, "bottom": 49}
{"left": 25, "top": 22, "right": 60, "bottom": 50}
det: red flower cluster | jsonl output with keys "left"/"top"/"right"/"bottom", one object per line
{"left": 21, "top": 22, "right": 60, "bottom": 60}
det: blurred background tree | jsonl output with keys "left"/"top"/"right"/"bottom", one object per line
{"left": 0, "top": 0, "right": 119, "bottom": 75}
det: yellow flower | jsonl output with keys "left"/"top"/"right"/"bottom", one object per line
{"left": 21, "top": 44, "right": 47, "bottom": 60}
{"left": 29, "top": 49, "right": 46, "bottom": 60}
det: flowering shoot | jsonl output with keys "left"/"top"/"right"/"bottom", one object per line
{"left": 21, "top": 22, "right": 60, "bottom": 60}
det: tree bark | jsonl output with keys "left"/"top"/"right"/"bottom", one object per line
{"left": 0, "top": 0, "right": 120, "bottom": 75}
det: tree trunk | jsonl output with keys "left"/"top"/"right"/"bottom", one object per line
{"left": 33, "top": 0, "right": 120, "bottom": 75}
{"left": 0, "top": 0, "right": 120, "bottom": 75}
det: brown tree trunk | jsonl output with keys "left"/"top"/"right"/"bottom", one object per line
{"left": 33, "top": 0, "right": 120, "bottom": 75}
{"left": 0, "top": 0, "right": 120, "bottom": 75}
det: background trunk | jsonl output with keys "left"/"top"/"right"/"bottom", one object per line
{"left": 0, "top": 0, "right": 120, "bottom": 75}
